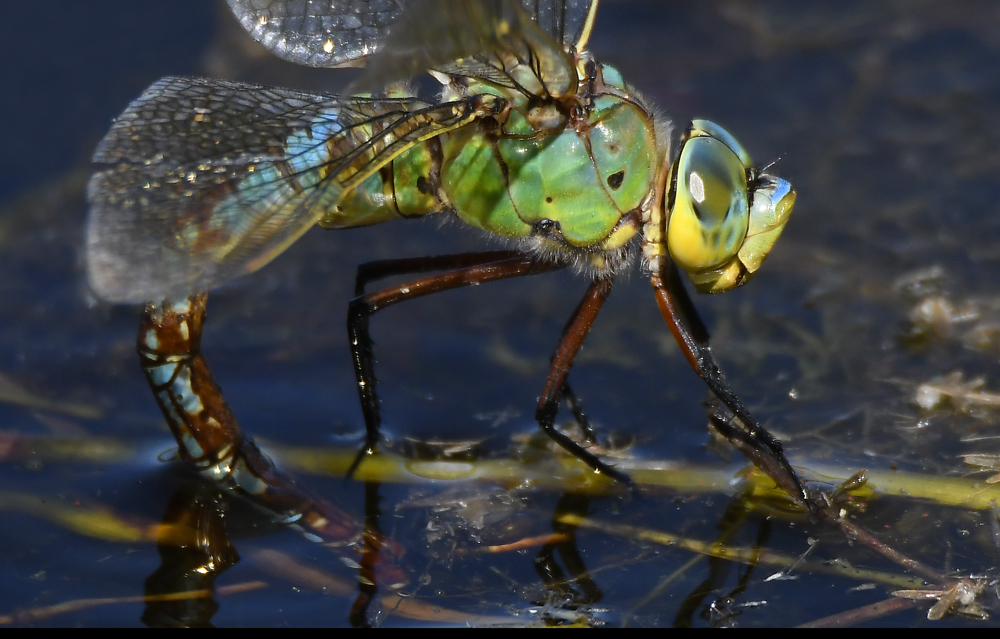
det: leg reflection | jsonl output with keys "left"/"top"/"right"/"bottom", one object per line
{"left": 533, "top": 493, "right": 602, "bottom": 609}
{"left": 349, "top": 480, "right": 384, "bottom": 627}
{"left": 672, "top": 495, "right": 770, "bottom": 628}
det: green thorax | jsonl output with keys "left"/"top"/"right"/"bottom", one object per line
{"left": 322, "top": 59, "right": 658, "bottom": 259}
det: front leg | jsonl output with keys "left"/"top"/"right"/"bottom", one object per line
{"left": 650, "top": 262, "right": 808, "bottom": 504}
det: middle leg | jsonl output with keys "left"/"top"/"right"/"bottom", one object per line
{"left": 347, "top": 252, "right": 629, "bottom": 482}
{"left": 533, "top": 276, "right": 634, "bottom": 485}
{"left": 347, "top": 251, "right": 561, "bottom": 473}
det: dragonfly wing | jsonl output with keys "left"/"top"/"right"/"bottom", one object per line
{"left": 352, "top": 0, "right": 580, "bottom": 97}
{"left": 87, "top": 76, "right": 481, "bottom": 303}
{"left": 228, "top": 0, "right": 596, "bottom": 68}
{"left": 227, "top": 0, "right": 407, "bottom": 68}
{"left": 526, "top": 0, "right": 598, "bottom": 50}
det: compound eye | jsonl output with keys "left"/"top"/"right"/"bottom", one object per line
{"left": 667, "top": 135, "right": 749, "bottom": 273}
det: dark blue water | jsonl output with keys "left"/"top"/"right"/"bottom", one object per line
{"left": 0, "top": 2, "right": 215, "bottom": 201}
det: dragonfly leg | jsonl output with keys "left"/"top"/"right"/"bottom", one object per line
{"left": 559, "top": 383, "right": 599, "bottom": 445}
{"left": 650, "top": 262, "right": 808, "bottom": 504}
{"left": 347, "top": 252, "right": 561, "bottom": 475}
{"left": 535, "top": 277, "right": 635, "bottom": 486}
{"left": 353, "top": 250, "right": 523, "bottom": 296}
{"left": 138, "top": 294, "right": 380, "bottom": 549}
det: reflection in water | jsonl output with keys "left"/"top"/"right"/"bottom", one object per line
{"left": 349, "top": 481, "right": 385, "bottom": 628}
{"left": 533, "top": 493, "right": 603, "bottom": 612}
{"left": 674, "top": 496, "right": 770, "bottom": 629}
{"left": 126, "top": 467, "right": 897, "bottom": 627}
{"left": 2, "top": 432, "right": 998, "bottom": 625}
{"left": 139, "top": 477, "right": 400, "bottom": 628}
{"left": 142, "top": 483, "right": 238, "bottom": 628}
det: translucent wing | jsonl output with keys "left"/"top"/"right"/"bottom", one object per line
{"left": 228, "top": 0, "right": 597, "bottom": 68}
{"left": 228, "top": 0, "right": 406, "bottom": 68}
{"left": 527, "top": 0, "right": 598, "bottom": 51}
{"left": 352, "top": 0, "right": 578, "bottom": 97}
{"left": 87, "top": 77, "right": 488, "bottom": 303}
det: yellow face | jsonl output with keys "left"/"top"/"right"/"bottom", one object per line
{"left": 666, "top": 120, "right": 796, "bottom": 294}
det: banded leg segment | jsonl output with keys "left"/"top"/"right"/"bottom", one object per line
{"left": 348, "top": 252, "right": 561, "bottom": 468}
{"left": 650, "top": 262, "right": 807, "bottom": 503}
{"left": 138, "top": 294, "right": 372, "bottom": 546}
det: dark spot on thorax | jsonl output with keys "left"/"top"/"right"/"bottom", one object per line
{"left": 607, "top": 170, "right": 625, "bottom": 190}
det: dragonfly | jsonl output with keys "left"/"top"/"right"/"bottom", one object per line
{"left": 86, "top": 0, "right": 801, "bottom": 510}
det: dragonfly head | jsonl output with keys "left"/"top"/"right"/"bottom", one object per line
{"left": 665, "top": 120, "right": 795, "bottom": 294}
